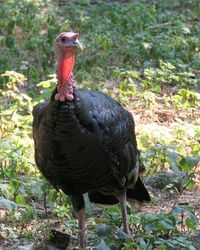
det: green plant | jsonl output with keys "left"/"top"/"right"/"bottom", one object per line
{"left": 0, "top": 0, "right": 200, "bottom": 248}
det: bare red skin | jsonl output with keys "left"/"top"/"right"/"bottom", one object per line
{"left": 55, "top": 48, "right": 76, "bottom": 101}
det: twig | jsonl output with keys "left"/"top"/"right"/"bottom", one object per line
{"left": 44, "top": 191, "right": 48, "bottom": 217}
{"left": 149, "top": 22, "right": 171, "bottom": 29}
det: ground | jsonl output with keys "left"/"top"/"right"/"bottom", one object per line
{"left": 1, "top": 186, "right": 200, "bottom": 249}
{"left": 0, "top": 0, "right": 200, "bottom": 249}
{"left": 1, "top": 89, "right": 199, "bottom": 249}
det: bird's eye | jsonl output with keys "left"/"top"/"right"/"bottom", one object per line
{"left": 61, "top": 37, "right": 66, "bottom": 43}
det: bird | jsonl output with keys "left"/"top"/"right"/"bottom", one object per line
{"left": 32, "top": 31, "right": 150, "bottom": 249}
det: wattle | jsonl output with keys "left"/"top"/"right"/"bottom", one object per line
{"left": 56, "top": 49, "right": 76, "bottom": 101}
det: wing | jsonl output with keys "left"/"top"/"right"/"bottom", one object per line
{"left": 78, "top": 90, "right": 137, "bottom": 146}
{"left": 78, "top": 90, "right": 139, "bottom": 184}
{"left": 32, "top": 101, "right": 57, "bottom": 185}
{"left": 32, "top": 101, "right": 49, "bottom": 135}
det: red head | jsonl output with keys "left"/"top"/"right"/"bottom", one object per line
{"left": 55, "top": 32, "right": 83, "bottom": 102}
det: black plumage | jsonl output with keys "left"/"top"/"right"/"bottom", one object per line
{"left": 32, "top": 32, "right": 150, "bottom": 249}
{"left": 33, "top": 90, "right": 149, "bottom": 201}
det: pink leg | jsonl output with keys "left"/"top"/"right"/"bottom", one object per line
{"left": 118, "top": 193, "right": 130, "bottom": 234}
{"left": 77, "top": 208, "right": 86, "bottom": 249}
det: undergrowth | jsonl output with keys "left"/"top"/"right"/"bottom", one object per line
{"left": 0, "top": 0, "right": 200, "bottom": 249}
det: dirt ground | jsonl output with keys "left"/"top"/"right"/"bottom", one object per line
{"left": 144, "top": 187, "right": 200, "bottom": 250}
{"left": 1, "top": 185, "right": 199, "bottom": 250}
{"left": 1, "top": 86, "right": 199, "bottom": 249}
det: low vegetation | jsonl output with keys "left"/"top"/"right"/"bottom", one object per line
{"left": 0, "top": 0, "right": 199, "bottom": 249}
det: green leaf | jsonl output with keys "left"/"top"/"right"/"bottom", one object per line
{"left": 185, "top": 217, "right": 196, "bottom": 230}
{"left": 160, "top": 220, "right": 175, "bottom": 230}
{"left": 170, "top": 164, "right": 181, "bottom": 173}
{"left": 116, "top": 228, "right": 131, "bottom": 239}
{"left": 6, "top": 34, "right": 15, "bottom": 48}
{"left": 83, "top": 193, "right": 93, "bottom": 214}
{"left": 48, "top": 190, "right": 58, "bottom": 202}
{"left": 37, "top": 81, "right": 51, "bottom": 88}
{"left": 96, "top": 224, "right": 113, "bottom": 239}
{"left": 139, "top": 237, "right": 148, "bottom": 248}
{"left": 96, "top": 240, "right": 111, "bottom": 250}
{"left": 179, "top": 156, "right": 200, "bottom": 171}
{"left": 156, "top": 244, "right": 168, "bottom": 250}
{"left": 0, "top": 197, "right": 17, "bottom": 209}
{"left": 0, "top": 141, "right": 11, "bottom": 149}
{"left": 166, "top": 149, "right": 179, "bottom": 163}
{"left": 182, "top": 26, "right": 190, "bottom": 34}
{"left": 16, "top": 194, "right": 25, "bottom": 204}
{"left": 144, "top": 223, "right": 156, "bottom": 232}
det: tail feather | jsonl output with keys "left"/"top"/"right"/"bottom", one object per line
{"left": 88, "top": 177, "right": 150, "bottom": 206}
{"left": 88, "top": 191, "right": 119, "bottom": 205}
{"left": 127, "top": 177, "right": 150, "bottom": 203}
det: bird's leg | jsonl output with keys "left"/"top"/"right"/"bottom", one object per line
{"left": 70, "top": 194, "right": 86, "bottom": 249}
{"left": 77, "top": 208, "right": 86, "bottom": 249}
{"left": 118, "top": 192, "right": 130, "bottom": 234}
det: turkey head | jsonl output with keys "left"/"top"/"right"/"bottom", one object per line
{"left": 55, "top": 32, "right": 83, "bottom": 101}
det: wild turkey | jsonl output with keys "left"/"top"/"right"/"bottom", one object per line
{"left": 33, "top": 32, "right": 150, "bottom": 249}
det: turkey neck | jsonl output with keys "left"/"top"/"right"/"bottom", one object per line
{"left": 57, "top": 49, "right": 75, "bottom": 84}
{"left": 55, "top": 48, "right": 76, "bottom": 101}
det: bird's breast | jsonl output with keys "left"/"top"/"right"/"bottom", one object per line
{"left": 39, "top": 103, "right": 113, "bottom": 189}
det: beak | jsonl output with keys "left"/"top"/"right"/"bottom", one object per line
{"left": 75, "top": 39, "right": 84, "bottom": 51}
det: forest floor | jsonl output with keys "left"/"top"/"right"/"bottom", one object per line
{"left": 1, "top": 183, "right": 200, "bottom": 249}
{"left": 1, "top": 92, "right": 199, "bottom": 249}
{"left": 0, "top": 0, "right": 200, "bottom": 249}
{"left": 144, "top": 188, "right": 200, "bottom": 249}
